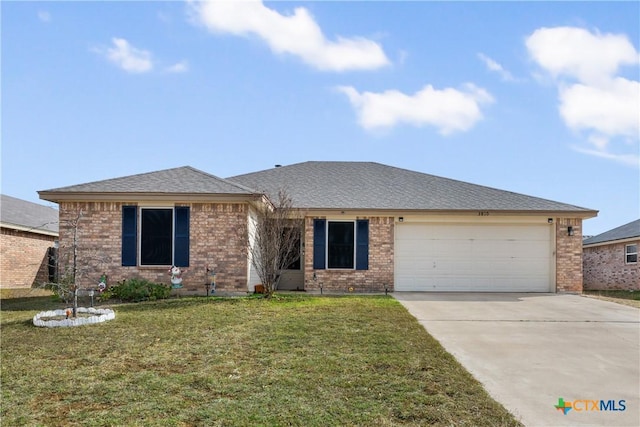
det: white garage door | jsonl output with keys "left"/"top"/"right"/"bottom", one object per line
{"left": 395, "top": 223, "right": 552, "bottom": 292}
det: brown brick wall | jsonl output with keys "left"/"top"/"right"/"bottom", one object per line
{"left": 0, "top": 228, "right": 56, "bottom": 288}
{"left": 190, "top": 203, "right": 249, "bottom": 292}
{"left": 583, "top": 240, "right": 639, "bottom": 290}
{"left": 304, "top": 216, "right": 394, "bottom": 292}
{"left": 57, "top": 201, "right": 249, "bottom": 293}
{"left": 555, "top": 218, "right": 583, "bottom": 293}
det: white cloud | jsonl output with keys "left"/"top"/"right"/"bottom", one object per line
{"left": 97, "top": 38, "right": 187, "bottom": 75}
{"left": 190, "top": 0, "right": 389, "bottom": 72}
{"left": 559, "top": 78, "right": 639, "bottom": 139}
{"left": 526, "top": 26, "right": 640, "bottom": 167}
{"left": 37, "top": 10, "right": 51, "bottom": 23}
{"left": 166, "top": 60, "right": 189, "bottom": 73}
{"left": 526, "top": 26, "right": 638, "bottom": 85}
{"left": 571, "top": 145, "right": 639, "bottom": 168}
{"left": 337, "top": 84, "right": 494, "bottom": 134}
{"left": 477, "top": 53, "right": 516, "bottom": 82}
{"left": 105, "top": 38, "right": 154, "bottom": 73}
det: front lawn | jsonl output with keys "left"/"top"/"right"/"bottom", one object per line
{"left": 1, "top": 294, "right": 520, "bottom": 426}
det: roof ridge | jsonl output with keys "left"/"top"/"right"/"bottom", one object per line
{"left": 1, "top": 194, "right": 59, "bottom": 233}
{"left": 377, "top": 163, "right": 593, "bottom": 211}
{"left": 1, "top": 194, "right": 58, "bottom": 211}
{"left": 39, "top": 166, "right": 261, "bottom": 198}
{"left": 584, "top": 218, "right": 640, "bottom": 245}
{"left": 41, "top": 165, "right": 260, "bottom": 194}
{"left": 182, "top": 166, "right": 260, "bottom": 193}
{"left": 228, "top": 161, "right": 596, "bottom": 212}
{"left": 40, "top": 166, "right": 193, "bottom": 192}
{"left": 232, "top": 161, "right": 586, "bottom": 208}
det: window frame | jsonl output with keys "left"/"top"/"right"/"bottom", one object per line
{"left": 625, "top": 243, "right": 638, "bottom": 264}
{"left": 139, "top": 207, "right": 175, "bottom": 267}
{"left": 326, "top": 220, "right": 356, "bottom": 270}
{"left": 312, "top": 218, "right": 368, "bottom": 271}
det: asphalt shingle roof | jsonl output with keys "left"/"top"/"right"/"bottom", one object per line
{"left": 583, "top": 219, "right": 640, "bottom": 245}
{"left": 40, "top": 166, "right": 258, "bottom": 196}
{"left": 228, "top": 161, "right": 595, "bottom": 212}
{"left": 38, "top": 162, "right": 596, "bottom": 214}
{"left": 1, "top": 194, "right": 59, "bottom": 234}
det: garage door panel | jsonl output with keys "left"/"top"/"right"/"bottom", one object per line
{"left": 395, "top": 223, "right": 552, "bottom": 292}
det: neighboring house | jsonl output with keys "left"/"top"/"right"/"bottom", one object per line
{"left": 583, "top": 219, "right": 639, "bottom": 290}
{"left": 1, "top": 195, "right": 59, "bottom": 288}
{"left": 39, "top": 162, "right": 597, "bottom": 294}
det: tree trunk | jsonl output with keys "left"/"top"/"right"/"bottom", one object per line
{"left": 73, "top": 287, "right": 78, "bottom": 317}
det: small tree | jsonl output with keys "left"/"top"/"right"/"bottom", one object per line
{"left": 246, "top": 190, "right": 303, "bottom": 298}
{"left": 41, "top": 208, "right": 109, "bottom": 315}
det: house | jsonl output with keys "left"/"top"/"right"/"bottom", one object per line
{"left": 583, "top": 219, "right": 639, "bottom": 290}
{"left": 38, "top": 162, "right": 597, "bottom": 294}
{"left": 1, "top": 194, "right": 59, "bottom": 288}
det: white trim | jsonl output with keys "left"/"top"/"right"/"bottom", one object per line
{"left": 550, "top": 223, "right": 557, "bottom": 292}
{"left": 0, "top": 222, "right": 58, "bottom": 237}
{"left": 247, "top": 207, "right": 260, "bottom": 292}
{"left": 137, "top": 201, "right": 176, "bottom": 207}
{"left": 39, "top": 192, "right": 261, "bottom": 204}
{"left": 394, "top": 215, "right": 554, "bottom": 225}
{"left": 584, "top": 237, "right": 640, "bottom": 249}
{"left": 304, "top": 209, "right": 597, "bottom": 219}
{"left": 625, "top": 243, "right": 638, "bottom": 264}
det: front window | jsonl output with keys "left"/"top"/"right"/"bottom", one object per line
{"left": 140, "top": 208, "right": 173, "bottom": 265}
{"left": 327, "top": 221, "right": 355, "bottom": 269}
{"left": 626, "top": 244, "right": 638, "bottom": 264}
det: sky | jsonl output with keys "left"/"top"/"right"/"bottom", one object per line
{"left": 1, "top": 1, "right": 639, "bottom": 236}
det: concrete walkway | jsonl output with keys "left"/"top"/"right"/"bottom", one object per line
{"left": 393, "top": 293, "right": 640, "bottom": 427}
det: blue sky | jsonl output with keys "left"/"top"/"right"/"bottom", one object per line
{"left": 2, "top": 1, "right": 638, "bottom": 236}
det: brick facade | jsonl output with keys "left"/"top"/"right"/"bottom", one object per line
{"left": 0, "top": 228, "right": 56, "bottom": 288}
{"left": 555, "top": 218, "right": 583, "bottom": 293}
{"left": 303, "top": 216, "right": 394, "bottom": 292}
{"left": 53, "top": 201, "right": 588, "bottom": 294}
{"left": 583, "top": 240, "right": 639, "bottom": 290}
{"left": 190, "top": 203, "right": 249, "bottom": 292}
{"left": 57, "top": 201, "right": 249, "bottom": 293}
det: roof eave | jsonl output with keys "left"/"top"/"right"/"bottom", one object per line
{"left": 38, "top": 191, "right": 264, "bottom": 204}
{"left": 296, "top": 207, "right": 598, "bottom": 218}
{"left": 0, "top": 222, "right": 59, "bottom": 236}
{"left": 583, "top": 236, "right": 640, "bottom": 248}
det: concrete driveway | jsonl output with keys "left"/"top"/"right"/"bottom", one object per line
{"left": 393, "top": 293, "right": 640, "bottom": 427}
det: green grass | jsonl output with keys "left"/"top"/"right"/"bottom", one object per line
{"left": 1, "top": 294, "right": 521, "bottom": 426}
{"left": 583, "top": 289, "right": 640, "bottom": 308}
{"left": 0, "top": 287, "right": 55, "bottom": 300}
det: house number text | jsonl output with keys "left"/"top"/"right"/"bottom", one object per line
{"left": 478, "top": 211, "right": 490, "bottom": 216}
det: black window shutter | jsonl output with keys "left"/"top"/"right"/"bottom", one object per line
{"left": 356, "top": 219, "right": 369, "bottom": 270}
{"left": 174, "top": 206, "right": 190, "bottom": 267}
{"left": 122, "top": 206, "right": 137, "bottom": 266}
{"left": 313, "top": 219, "right": 326, "bottom": 269}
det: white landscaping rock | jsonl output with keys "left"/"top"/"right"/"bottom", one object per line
{"left": 33, "top": 307, "right": 116, "bottom": 328}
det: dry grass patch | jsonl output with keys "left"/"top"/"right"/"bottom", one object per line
{"left": 1, "top": 294, "right": 521, "bottom": 426}
{"left": 583, "top": 290, "right": 640, "bottom": 308}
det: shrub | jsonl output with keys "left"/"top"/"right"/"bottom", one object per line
{"left": 107, "top": 278, "right": 171, "bottom": 302}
